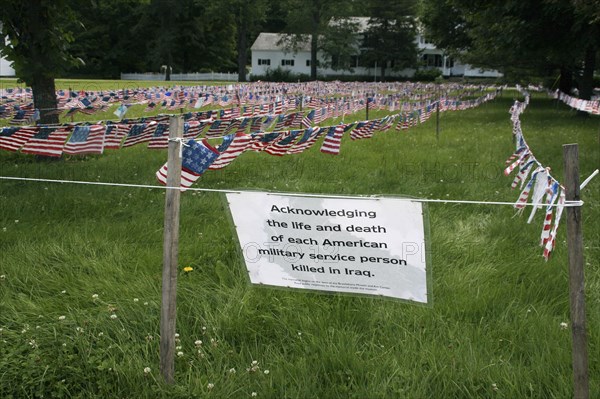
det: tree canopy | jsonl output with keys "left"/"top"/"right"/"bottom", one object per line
{"left": 419, "top": 0, "right": 599, "bottom": 96}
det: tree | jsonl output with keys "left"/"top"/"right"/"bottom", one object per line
{"left": 281, "top": 0, "right": 360, "bottom": 79}
{"left": 228, "top": 0, "right": 269, "bottom": 82}
{"left": 136, "top": 0, "right": 236, "bottom": 78}
{"left": 419, "top": 0, "right": 599, "bottom": 97}
{"left": 66, "top": 0, "right": 149, "bottom": 79}
{"left": 362, "top": 0, "right": 418, "bottom": 80}
{"left": 0, "top": 0, "right": 80, "bottom": 124}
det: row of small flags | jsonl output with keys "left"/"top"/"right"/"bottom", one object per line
{"left": 1, "top": 82, "right": 497, "bottom": 121}
{"left": 551, "top": 90, "right": 600, "bottom": 115}
{"left": 0, "top": 90, "right": 499, "bottom": 158}
{"left": 153, "top": 92, "right": 499, "bottom": 191}
{"left": 504, "top": 94, "right": 565, "bottom": 260}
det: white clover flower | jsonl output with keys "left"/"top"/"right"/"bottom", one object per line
{"left": 58, "top": 316, "right": 66, "bottom": 321}
{"left": 98, "top": 332, "right": 104, "bottom": 337}
{"left": 14, "top": 220, "right": 19, "bottom": 223}
{"left": 251, "top": 393, "right": 257, "bottom": 397}
{"left": 492, "top": 383, "right": 498, "bottom": 391}
{"left": 176, "top": 345, "right": 182, "bottom": 350}
{"left": 207, "top": 383, "right": 214, "bottom": 390}
{"left": 76, "top": 327, "right": 83, "bottom": 333}
{"left": 228, "top": 368, "right": 236, "bottom": 374}
{"left": 263, "top": 369, "right": 270, "bottom": 375}
{"left": 92, "top": 294, "right": 99, "bottom": 300}
{"left": 177, "top": 351, "right": 184, "bottom": 357}
{"left": 144, "top": 302, "right": 149, "bottom": 306}
{"left": 175, "top": 333, "right": 180, "bottom": 338}
{"left": 560, "top": 322, "right": 568, "bottom": 330}
{"left": 251, "top": 360, "right": 258, "bottom": 366}
{"left": 143, "top": 367, "right": 151, "bottom": 374}
{"left": 133, "top": 298, "right": 139, "bottom": 302}
{"left": 61, "top": 290, "right": 66, "bottom": 294}
{"left": 0, "top": 274, "right": 5, "bottom": 279}
{"left": 110, "top": 314, "right": 117, "bottom": 320}
{"left": 194, "top": 340, "right": 202, "bottom": 347}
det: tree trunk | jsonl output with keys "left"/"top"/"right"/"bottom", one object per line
{"left": 165, "top": 65, "right": 171, "bottom": 81}
{"left": 380, "top": 63, "right": 386, "bottom": 81}
{"left": 558, "top": 66, "right": 573, "bottom": 94}
{"left": 578, "top": 45, "right": 596, "bottom": 101}
{"left": 237, "top": 21, "right": 248, "bottom": 82}
{"left": 32, "top": 74, "right": 59, "bottom": 125}
{"left": 310, "top": 34, "right": 318, "bottom": 80}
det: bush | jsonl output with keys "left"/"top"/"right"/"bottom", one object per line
{"left": 250, "top": 67, "right": 310, "bottom": 82}
{"left": 412, "top": 68, "right": 442, "bottom": 82}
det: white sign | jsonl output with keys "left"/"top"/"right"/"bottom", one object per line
{"left": 226, "top": 192, "right": 428, "bottom": 303}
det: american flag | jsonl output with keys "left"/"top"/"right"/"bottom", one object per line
{"left": 147, "top": 123, "right": 170, "bottom": 149}
{"left": 301, "top": 110, "right": 315, "bottom": 129}
{"left": 9, "top": 108, "right": 36, "bottom": 125}
{"left": 320, "top": 125, "right": 344, "bottom": 155}
{"left": 264, "top": 131, "right": 301, "bottom": 156}
{"left": 21, "top": 126, "right": 72, "bottom": 157}
{"left": 205, "top": 120, "right": 227, "bottom": 138}
{"left": 63, "top": 125, "right": 106, "bottom": 155}
{"left": 350, "top": 121, "right": 377, "bottom": 140}
{"left": 122, "top": 122, "right": 155, "bottom": 147}
{"left": 540, "top": 181, "right": 559, "bottom": 247}
{"left": 543, "top": 190, "right": 565, "bottom": 260}
{"left": 286, "top": 127, "right": 322, "bottom": 154}
{"left": 183, "top": 121, "right": 203, "bottom": 139}
{"left": 209, "top": 132, "right": 253, "bottom": 170}
{"left": 104, "top": 124, "right": 129, "bottom": 149}
{"left": 0, "top": 126, "right": 38, "bottom": 152}
{"left": 273, "top": 114, "right": 286, "bottom": 131}
{"left": 156, "top": 138, "right": 219, "bottom": 191}
{"left": 250, "top": 131, "right": 281, "bottom": 152}
{"left": 249, "top": 117, "right": 263, "bottom": 133}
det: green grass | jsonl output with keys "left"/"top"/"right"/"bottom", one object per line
{"left": 0, "top": 86, "right": 599, "bottom": 398}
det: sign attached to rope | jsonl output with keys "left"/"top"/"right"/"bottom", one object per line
{"left": 226, "top": 192, "right": 428, "bottom": 303}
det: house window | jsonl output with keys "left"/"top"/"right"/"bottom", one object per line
{"left": 421, "top": 54, "right": 442, "bottom": 67}
{"left": 306, "top": 60, "right": 311, "bottom": 67}
{"left": 258, "top": 59, "right": 271, "bottom": 66}
{"left": 281, "top": 59, "right": 295, "bottom": 66}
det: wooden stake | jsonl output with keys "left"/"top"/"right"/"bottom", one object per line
{"left": 159, "top": 116, "right": 183, "bottom": 384}
{"left": 366, "top": 94, "right": 370, "bottom": 120}
{"left": 562, "top": 143, "right": 589, "bottom": 399}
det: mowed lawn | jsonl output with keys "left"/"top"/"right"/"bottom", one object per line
{"left": 0, "top": 83, "right": 598, "bottom": 398}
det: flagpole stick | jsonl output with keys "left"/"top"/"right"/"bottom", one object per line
{"left": 562, "top": 143, "right": 589, "bottom": 399}
{"left": 159, "top": 116, "right": 184, "bottom": 384}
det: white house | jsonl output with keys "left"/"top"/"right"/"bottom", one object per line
{"left": 251, "top": 17, "right": 501, "bottom": 79}
{"left": 0, "top": 23, "right": 16, "bottom": 77}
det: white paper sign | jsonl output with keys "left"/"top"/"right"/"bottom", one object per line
{"left": 226, "top": 192, "right": 428, "bottom": 303}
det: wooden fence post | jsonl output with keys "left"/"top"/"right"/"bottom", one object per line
{"left": 562, "top": 143, "right": 589, "bottom": 399}
{"left": 159, "top": 116, "right": 184, "bottom": 384}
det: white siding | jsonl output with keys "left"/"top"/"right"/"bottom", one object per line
{"left": 0, "top": 55, "right": 14, "bottom": 76}
{"left": 252, "top": 49, "right": 312, "bottom": 76}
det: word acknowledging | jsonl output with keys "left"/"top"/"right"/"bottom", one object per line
{"left": 226, "top": 192, "right": 428, "bottom": 302}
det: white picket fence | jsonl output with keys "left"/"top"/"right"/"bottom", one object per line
{"left": 120, "top": 72, "right": 239, "bottom": 82}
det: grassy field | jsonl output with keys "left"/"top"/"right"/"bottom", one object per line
{"left": 0, "top": 83, "right": 598, "bottom": 398}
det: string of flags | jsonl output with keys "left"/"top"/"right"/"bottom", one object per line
{"left": 550, "top": 90, "right": 600, "bottom": 115}
{"left": 151, "top": 90, "right": 498, "bottom": 191}
{"left": 0, "top": 90, "right": 499, "bottom": 157}
{"left": 504, "top": 92, "right": 565, "bottom": 260}
{"left": 0, "top": 81, "right": 494, "bottom": 123}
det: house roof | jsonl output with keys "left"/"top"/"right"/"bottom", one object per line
{"left": 251, "top": 33, "right": 311, "bottom": 52}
